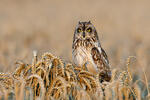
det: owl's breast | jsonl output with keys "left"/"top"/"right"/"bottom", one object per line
{"left": 72, "top": 47, "right": 90, "bottom": 67}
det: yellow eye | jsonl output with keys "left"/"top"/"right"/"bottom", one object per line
{"left": 87, "top": 28, "right": 92, "bottom": 33}
{"left": 77, "top": 28, "right": 82, "bottom": 33}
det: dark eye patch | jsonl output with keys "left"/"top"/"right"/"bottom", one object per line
{"left": 77, "top": 28, "right": 82, "bottom": 33}
{"left": 86, "top": 27, "right": 92, "bottom": 33}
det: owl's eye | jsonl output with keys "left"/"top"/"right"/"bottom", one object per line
{"left": 77, "top": 28, "right": 82, "bottom": 33}
{"left": 86, "top": 27, "right": 92, "bottom": 33}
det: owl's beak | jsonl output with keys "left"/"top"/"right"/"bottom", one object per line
{"left": 82, "top": 32, "right": 85, "bottom": 38}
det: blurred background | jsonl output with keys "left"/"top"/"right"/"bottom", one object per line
{"left": 0, "top": 0, "right": 149, "bottom": 80}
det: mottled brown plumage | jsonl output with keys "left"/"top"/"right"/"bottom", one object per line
{"left": 72, "top": 21, "right": 111, "bottom": 82}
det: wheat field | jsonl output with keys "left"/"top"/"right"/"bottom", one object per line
{"left": 0, "top": 0, "right": 150, "bottom": 100}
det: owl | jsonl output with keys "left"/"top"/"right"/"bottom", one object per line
{"left": 72, "top": 21, "right": 111, "bottom": 82}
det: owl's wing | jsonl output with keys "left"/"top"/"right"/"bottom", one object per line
{"left": 101, "top": 48, "right": 109, "bottom": 64}
{"left": 91, "top": 47, "right": 111, "bottom": 82}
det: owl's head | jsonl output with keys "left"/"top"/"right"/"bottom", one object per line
{"left": 74, "top": 21, "right": 99, "bottom": 41}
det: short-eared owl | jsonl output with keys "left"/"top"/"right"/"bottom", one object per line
{"left": 72, "top": 21, "right": 111, "bottom": 82}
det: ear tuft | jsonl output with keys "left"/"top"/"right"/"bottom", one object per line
{"left": 78, "top": 21, "right": 81, "bottom": 24}
{"left": 88, "top": 21, "right": 91, "bottom": 24}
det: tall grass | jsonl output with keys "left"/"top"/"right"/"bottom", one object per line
{"left": 0, "top": 52, "right": 149, "bottom": 100}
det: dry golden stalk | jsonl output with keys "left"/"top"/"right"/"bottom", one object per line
{"left": 23, "top": 65, "right": 32, "bottom": 78}
{"left": 42, "top": 52, "right": 54, "bottom": 61}
{"left": 55, "top": 57, "right": 65, "bottom": 76}
{"left": 111, "top": 69, "right": 119, "bottom": 81}
{"left": 142, "top": 68, "right": 150, "bottom": 96}
{"left": 36, "top": 67, "right": 46, "bottom": 78}
{"left": 14, "top": 61, "right": 25, "bottom": 78}
{"left": 104, "top": 85, "right": 112, "bottom": 100}
{"left": 65, "top": 70, "right": 71, "bottom": 81}
{"left": 95, "top": 73, "right": 104, "bottom": 100}
{"left": 47, "top": 76, "right": 68, "bottom": 99}
{"left": 15, "top": 77, "right": 25, "bottom": 100}
{"left": 0, "top": 52, "right": 147, "bottom": 100}
{"left": 32, "top": 50, "right": 38, "bottom": 65}
{"left": 126, "top": 56, "right": 135, "bottom": 82}
{"left": 65, "top": 68, "right": 76, "bottom": 81}
{"left": 0, "top": 73, "right": 14, "bottom": 90}
{"left": 27, "top": 74, "right": 45, "bottom": 100}
{"left": 31, "top": 51, "right": 38, "bottom": 74}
